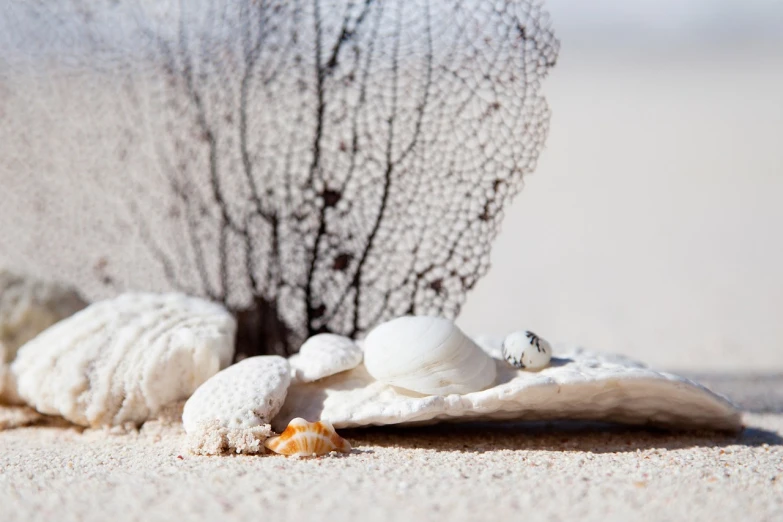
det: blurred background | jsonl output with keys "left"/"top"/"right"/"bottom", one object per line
{"left": 458, "top": 0, "right": 783, "bottom": 372}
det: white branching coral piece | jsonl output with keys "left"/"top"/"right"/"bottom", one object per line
{"left": 288, "top": 334, "right": 363, "bottom": 383}
{"left": 182, "top": 356, "right": 290, "bottom": 455}
{"left": 0, "top": 270, "right": 87, "bottom": 404}
{"left": 273, "top": 344, "right": 742, "bottom": 432}
{"left": 12, "top": 293, "right": 235, "bottom": 427}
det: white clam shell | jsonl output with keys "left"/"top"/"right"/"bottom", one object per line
{"left": 288, "top": 334, "right": 363, "bottom": 383}
{"left": 12, "top": 293, "right": 235, "bottom": 427}
{"left": 362, "top": 316, "right": 497, "bottom": 396}
{"left": 273, "top": 344, "right": 741, "bottom": 432}
{"left": 502, "top": 330, "right": 552, "bottom": 370}
{"left": 183, "top": 356, "right": 290, "bottom": 455}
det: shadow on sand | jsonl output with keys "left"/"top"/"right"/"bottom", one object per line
{"left": 342, "top": 419, "right": 783, "bottom": 454}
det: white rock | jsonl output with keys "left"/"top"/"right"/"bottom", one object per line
{"left": 12, "top": 293, "right": 235, "bottom": 427}
{"left": 362, "top": 316, "right": 497, "bottom": 395}
{"left": 0, "top": 270, "right": 86, "bottom": 404}
{"left": 288, "top": 334, "right": 363, "bottom": 383}
{"left": 182, "top": 356, "right": 290, "bottom": 455}
{"left": 273, "top": 343, "right": 741, "bottom": 432}
{"left": 502, "top": 330, "right": 552, "bottom": 370}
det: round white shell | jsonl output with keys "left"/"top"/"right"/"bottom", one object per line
{"left": 182, "top": 356, "right": 290, "bottom": 455}
{"left": 12, "top": 293, "right": 235, "bottom": 427}
{"left": 288, "top": 334, "right": 363, "bottom": 383}
{"left": 362, "top": 316, "right": 497, "bottom": 396}
{"left": 502, "top": 330, "right": 552, "bottom": 370}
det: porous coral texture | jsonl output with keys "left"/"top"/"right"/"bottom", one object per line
{"left": 12, "top": 293, "right": 236, "bottom": 427}
{"left": 182, "top": 356, "right": 291, "bottom": 455}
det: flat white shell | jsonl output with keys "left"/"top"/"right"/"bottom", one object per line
{"left": 363, "top": 316, "right": 497, "bottom": 395}
{"left": 0, "top": 270, "right": 86, "bottom": 404}
{"left": 288, "top": 334, "right": 363, "bottom": 383}
{"left": 12, "top": 293, "right": 236, "bottom": 427}
{"left": 273, "top": 343, "right": 741, "bottom": 432}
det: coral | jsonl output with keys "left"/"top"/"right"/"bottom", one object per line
{"left": 182, "top": 356, "right": 290, "bottom": 455}
{"left": 185, "top": 420, "right": 273, "bottom": 456}
{"left": 0, "top": 270, "right": 87, "bottom": 404}
{"left": 0, "top": 1, "right": 558, "bottom": 357}
{"left": 0, "top": 404, "right": 47, "bottom": 431}
{"left": 12, "top": 293, "right": 236, "bottom": 427}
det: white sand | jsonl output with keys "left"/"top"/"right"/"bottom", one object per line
{"left": 1, "top": 405, "right": 781, "bottom": 522}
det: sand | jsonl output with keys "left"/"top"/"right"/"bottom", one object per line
{"left": 1, "top": 401, "right": 781, "bottom": 522}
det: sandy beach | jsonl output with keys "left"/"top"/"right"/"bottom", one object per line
{"left": 3, "top": 374, "right": 783, "bottom": 521}
{"left": 1, "top": 405, "right": 781, "bottom": 522}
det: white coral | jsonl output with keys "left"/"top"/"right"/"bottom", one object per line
{"left": 185, "top": 420, "right": 273, "bottom": 456}
{"left": 0, "top": 270, "right": 86, "bottom": 404}
{"left": 12, "top": 293, "right": 235, "bottom": 427}
{"left": 182, "top": 356, "right": 291, "bottom": 455}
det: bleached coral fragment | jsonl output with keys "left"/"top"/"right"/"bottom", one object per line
{"left": 12, "top": 293, "right": 235, "bottom": 427}
{"left": 0, "top": 270, "right": 86, "bottom": 404}
{"left": 182, "top": 356, "right": 290, "bottom": 455}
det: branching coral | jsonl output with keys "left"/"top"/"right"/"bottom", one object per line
{"left": 0, "top": 0, "right": 558, "bottom": 356}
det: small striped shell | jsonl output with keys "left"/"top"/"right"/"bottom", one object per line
{"left": 264, "top": 417, "right": 351, "bottom": 457}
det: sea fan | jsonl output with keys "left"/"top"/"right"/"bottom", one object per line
{"left": 0, "top": 0, "right": 558, "bottom": 356}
